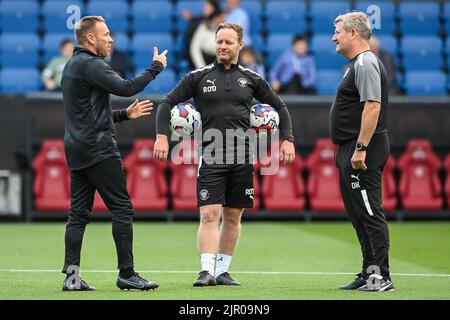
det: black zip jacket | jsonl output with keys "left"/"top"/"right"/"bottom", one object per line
{"left": 156, "top": 61, "right": 294, "bottom": 161}
{"left": 62, "top": 47, "right": 164, "bottom": 170}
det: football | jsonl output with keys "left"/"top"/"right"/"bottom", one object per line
{"left": 169, "top": 102, "right": 201, "bottom": 136}
{"left": 250, "top": 103, "right": 280, "bottom": 135}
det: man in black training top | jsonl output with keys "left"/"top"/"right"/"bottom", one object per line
{"left": 154, "top": 23, "right": 295, "bottom": 287}
{"left": 61, "top": 16, "right": 167, "bottom": 291}
{"left": 330, "top": 12, "right": 393, "bottom": 292}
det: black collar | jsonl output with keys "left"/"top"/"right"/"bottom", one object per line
{"left": 214, "top": 60, "right": 238, "bottom": 71}
{"left": 73, "top": 47, "right": 98, "bottom": 57}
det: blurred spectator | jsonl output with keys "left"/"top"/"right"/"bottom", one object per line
{"left": 370, "top": 35, "right": 401, "bottom": 95}
{"left": 41, "top": 39, "right": 74, "bottom": 91}
{"left": 239, "top": 46, "right": 265, "bottom": 78}
{"left": 105, "top": 32, "right": 133, "bottom": 78}
{"left": 182, "top": 0, "right": 221, "bottom": 69}
{"left": 190, "top": 9, "right": 225, "bottom": 69}
{"left": 225, "top": 0, "right": 252, "bottom": 46}
{"left": 270, "top": 35, "right": 316, "bottom": 94}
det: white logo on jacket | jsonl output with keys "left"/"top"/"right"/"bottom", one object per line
{"left": 203, "top": 79, "right": 217, "bottom": 93}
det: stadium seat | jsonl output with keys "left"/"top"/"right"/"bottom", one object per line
{"left": 382, "top": 156, "right": 397, "bottom": 211}
{"left": 266, "top": 34, "right": 292, "bottom": 67}
{"left": 316, "top": 70, "right": 342, "bottom": 95}
{"left": 265, "top": 1, "right": 306, "bottom": 34}
{"left": 176, "top": 0, "right": 203, "bottom": 34}
{"left": 131, "top": 33, "right": 174, "bottom": 69}
{"left": 398, "top": 140, "right": 443, "bottom": 211}
{"left": 123, "top": 139, "right": 168, "bottom": 211}
{"left": 141, "top": 68, "right": 176, "bottom": 94}
{"left": 112, "top": 33, "right": 130, "bottom": 53}
{"left": 261, "top": 144, "right": 305, "bottom": 211}
{"left": 404, "top": 71, "right": 447, "bottom": 96}
{"left": 131, "top": 1, "right": 172, "bottom": 33}
{"left": 43, "top": 33, "right": 76, "bottom": 64}
{"left": 306, "top": 138, "right": 345, "bottom": 212}
{"left": 0, "top": 1, "right": 39, "bottom": 33}
{"left": 354, "top": 1, "right": 397, "bottom": 35}
{"left": 240, "top": 0, "right": 262, "bottom": 35}
{"left": 310, "top": 1, "right": 351, "bottom": 34}
{"left": 376, "top": 35, "right": 398, "bottom": 55}
{"left": 444, "top": 153, "right": 450, "bottom": 208}
{"left": 310, "top": 35, "right": 347, "bottom": 70}
{"left": 445, "top": 3, "right": 450, "bottom": 35}
{"left": 170, "top": 139, "right": 199, "bottom": 211}
{"left": 398, "top": 2, "right": 440, "bottom": 35}
{"left": 86, "top": 0, "right": 129, "bottom": 33}
{"left": 0, "top": 68, "right": 40, "bottom": 93}
{"left": 42, "top": 0, "right": 85, "bottom": 33}
{"left": 0, "top": 33, "right": 39, "bottom": 68}
{"left": 32, "top": 140, "right": 70, "bottom": 212}
{"left": 401, "top": 36, "right": 443, "bottom": 71}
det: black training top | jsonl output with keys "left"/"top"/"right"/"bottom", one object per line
{"left": 156, "top": 60, "right": 294, "bottom": 163}
{"left": 329, "top": 50, "right": 389, "bottom": 145}
{"left": 62, "top": 47, "right": 164, "bottom": 170}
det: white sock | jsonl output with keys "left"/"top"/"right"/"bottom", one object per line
{"left": 215, "top": 253, "right": 232, "bottom": 277}
{"left": 200, "top": 253, "right": 216, "bottom": 276}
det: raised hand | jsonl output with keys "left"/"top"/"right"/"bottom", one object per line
{"left": 153, "top": 47, "right": 168, "bottom": 68}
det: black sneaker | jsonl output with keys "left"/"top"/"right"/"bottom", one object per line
{"left": 116, "top": 273, "right": 159, "bottom": 291}
{"left": 339, "top": 273, "right": 367, "bottom": 290}
{"left": 357, "top": 275, "right": 395, "bottom": 292}
{"left": 193, "top": 271, "right": 216, "bottom": 287}
{"left": 62, "top": 278, "right": 96, "bottom": 291}
{"left": 216, "top": 272, "right": 241, "bottom": 286}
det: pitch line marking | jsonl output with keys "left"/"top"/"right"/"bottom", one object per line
{"left": 0, "top": 269, "right": 449, "bottom": 278}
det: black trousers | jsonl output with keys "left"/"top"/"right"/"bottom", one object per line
{"left": 62, "top": 157, "right": 134, "bottom": 273}
{"left": 336, "top": 134, "right": 391, "bottom": 280}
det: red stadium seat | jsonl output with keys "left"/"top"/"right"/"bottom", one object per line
{"left": 92, "top": 191, "right": 108, "bottom": 212}
{"left": 306, "top": 138, "right": 345, "bottom": 212}
{"left": 382, "top": 156, "right": 397, "bottom": 211}
{"left": 122, "top": 139, "right": 168, "bottom": 211}
{"left": 32, "top": 139, "right": 70, "bottom": 211}
{"left": 445, "top": 153, "right": 450, "bottom": 208}
{"left": 261, "top": 143, "right": 306, "bottom": 211}
{"left": 170, "top": 139, "right": 199, "bottom": 211}
{"left": 398, "top": 139, "right": 442, "bottom": 211}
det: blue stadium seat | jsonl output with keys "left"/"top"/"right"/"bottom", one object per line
{"left": 401, "top": 36, "right": 443, "bottom": 71}
{"left": 140, "top": 68, "right": 176, "bottom": 94}
{"left": 0, "top": 33, "right": 40, "bottom": 68}
{"left": 310, "top": 35, "right": 347, "bottom": 70}
{"left": 445, "top": 3, "right": 450, "bottom": 35}
{"left": 316, "top": 70, "right": 343, "bottom": 95}
{"left": 354, "top": 1, "right": 397, "bottom": 35}
{"left": 113, "top": 33, "right": 130, "bottom": 53}
{"left": 404, "top": 71, "right": 447, "bottom": 96}
{"left": 42, "top": 33, "right": 75, "bottom": 64}
{"left": 251, "top": 35, "right": 265, "bottom": 54}
{"left": 86, "top": 0, "right": 129, "bottom": 33}
{"left": 0, "top": 1, "right": 39, "bottom": 32}
{"left": 42, "top": 0, "right": 85, "bottom": 33}
{"left": 131, "top": 34, "right": 174, "bottom": 69}
{"left": 266, "top": 34, "right": 292, "bottom": 67}
{"left": 240, "top": 0, "right": 262, "bottom": 35}
{"left": 446, "top": 37, "right": 450, "bottom": 55}
{"left": 131, "top": 1, "right": 173, "bottom": 33}
{"left": 376, "top": 35, "right": 398, "bottom": 55}
{"left": 265, "top": 1, "right": 306, "bottom": 34}
{"left": 176, "top": 1, "right": 203, "bottom": 34}
{"left": 0, "top": 68, "right": 40, "bottom": 93}
{"left": 310, "top": 1, "right": 351, "bottom": 35}
{"left": 398, "top": 2, "right": 440, "bottom": 35}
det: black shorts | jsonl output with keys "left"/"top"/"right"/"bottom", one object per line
{"left": 197, "top": 160, "right": 254, "bottom": 208}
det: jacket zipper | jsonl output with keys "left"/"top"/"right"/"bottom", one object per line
{"left": 226, "top": 71, "right": 230, "bottom": 91}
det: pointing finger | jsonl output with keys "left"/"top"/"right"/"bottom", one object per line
{"left": 161, "top": 49, "right": 168, "bottom": 56}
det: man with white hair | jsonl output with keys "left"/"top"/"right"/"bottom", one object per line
{"left": 330, "top": 12, "right": 394, "bottom": 292}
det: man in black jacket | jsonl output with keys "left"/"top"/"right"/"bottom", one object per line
{"left": 154, "top": 23, "right": 295, "bottom": 287}
{"left": 61, "top": 16, "right": 167, "bottom": 291}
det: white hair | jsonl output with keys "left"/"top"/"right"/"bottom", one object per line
{"left": 334, "top": 12, "right": 372, "bottom": 41}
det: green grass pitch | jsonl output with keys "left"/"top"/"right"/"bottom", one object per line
{"left": 0, "top": 221, "right": 449, "bottom": 300}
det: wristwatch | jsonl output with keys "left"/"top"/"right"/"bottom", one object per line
{"left": 355, "top": 141, "right": 368, "bottom": 151}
